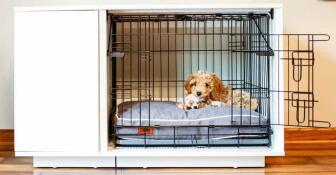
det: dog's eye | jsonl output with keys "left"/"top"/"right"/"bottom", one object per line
{"left": 205, "top": 83, "right": 209, "bottom": 87}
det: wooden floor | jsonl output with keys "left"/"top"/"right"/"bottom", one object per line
{"left": 1, "top": 150, "right": 336, "bottom": 175}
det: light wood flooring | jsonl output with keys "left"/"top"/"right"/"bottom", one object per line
{"left": 1, "top": 150, "right": 336, "bottom": 175}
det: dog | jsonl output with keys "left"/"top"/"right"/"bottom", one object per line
{"left": 180, "top": 70, "right": 258, "bottom": 110}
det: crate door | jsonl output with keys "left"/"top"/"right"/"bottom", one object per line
{"left": 15, "top": 10, "right": 99, "bottom": 152}
{"left": 270, "top": 34, "right": 331, "bottom": 128}
{"left": 241, "top": 14, "right": 331, "bottom": 128}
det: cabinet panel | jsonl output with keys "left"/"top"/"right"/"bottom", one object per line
{"left": 15, "top": 11, "right": 99, "bottom": 152}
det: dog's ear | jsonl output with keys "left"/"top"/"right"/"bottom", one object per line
{"left": 210, "top": 74, "right": 230, "bottom": 101}
{"left": 185, "top": 75, "right": 195, "bottom": 95}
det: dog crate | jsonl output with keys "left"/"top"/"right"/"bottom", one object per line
{"left": 107, "top": 10, "right": 330, "bottom": 148}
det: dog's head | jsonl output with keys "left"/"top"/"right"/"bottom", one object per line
{"left": 185, "top": 70, "right": 229, "bottom": 101}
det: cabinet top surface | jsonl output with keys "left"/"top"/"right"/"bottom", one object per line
{"left": 14, "top": 3, "right": 282, "bottom": 12}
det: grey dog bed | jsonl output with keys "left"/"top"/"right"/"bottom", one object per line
{"left": 114, "top": 101, "right": 269, "bottom": 143}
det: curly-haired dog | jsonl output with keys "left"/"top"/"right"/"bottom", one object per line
{"left": 181, "top": 70, "right": 258, "bottom": 110}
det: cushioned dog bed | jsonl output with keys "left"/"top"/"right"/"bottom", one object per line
{"left": 114, "top": 101, "right": 269, "bottom": 146}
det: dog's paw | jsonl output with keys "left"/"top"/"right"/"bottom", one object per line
{"left": 176, "top": 103, "right": 185, "bottom": 109}
{"left": 211, "top": 101, "right": 222, "bottom": 107}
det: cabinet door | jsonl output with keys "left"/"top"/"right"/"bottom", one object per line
{"left": 15, "top": 10, "right": 99, "bottom": 152}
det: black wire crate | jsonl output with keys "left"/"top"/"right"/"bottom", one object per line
{"left": 107, "top": 12, "right": 330, "bottom": 148}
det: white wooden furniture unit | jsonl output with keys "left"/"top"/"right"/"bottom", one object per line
{"left": 14, "top": 3, "right": 284, "bottom": 168}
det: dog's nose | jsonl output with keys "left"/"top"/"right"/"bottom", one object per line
{"left": 196, "top": 92, "right": 202, "bottom": 96}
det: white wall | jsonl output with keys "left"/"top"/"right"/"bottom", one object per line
{"left": 1, "top": 0, "right": 336, "bottom": 129}
{"left": 0, "top": 0, "right": 14, "bottom": 129}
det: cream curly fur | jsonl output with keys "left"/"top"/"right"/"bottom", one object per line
{"left": 222, "top": 89, "right": 258, "bottom": 110}
{"left": 182, "top": 70, "right": 258, "bottom": 110}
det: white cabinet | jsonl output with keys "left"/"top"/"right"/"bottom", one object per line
{"left": 14, "top": 10, "right": 99, "bottom": 153}
{"left": 14, "top": 5, "right": 286, "bottom": 168}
